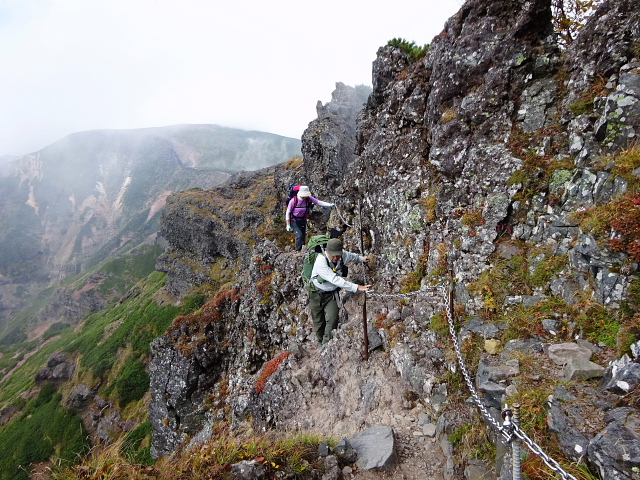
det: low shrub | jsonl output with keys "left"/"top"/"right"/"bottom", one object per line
{"left": 0, "top": 383, "right": 89, "bottom": 479}
{"left": 387, "top": 37, "right": 429, "bottom": 62}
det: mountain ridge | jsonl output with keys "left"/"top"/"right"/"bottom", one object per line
{"left": 0, "top": 124, "right": 300, "bottom": 341}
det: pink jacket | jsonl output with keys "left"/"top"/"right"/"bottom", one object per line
{"left": 286, "top": 196, "right": 332, "bottom": 222}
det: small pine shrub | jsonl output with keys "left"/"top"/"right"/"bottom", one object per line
{"left": 420, "top": 195, "right": 438, "bottom": 223}
{"left": 42, "top": 322, "right": 71, "bottom": 340}
{"left": 460, "top": 208, "right": 485, "bottom": 228}
{"left": 596, "top": 144, "right": 640, "bottom": 190}
{"left": 387, "top": 38, "right": 429, "bottom": 63}
{"left": 530, "top": 254, "right": 569, "bottom": 287}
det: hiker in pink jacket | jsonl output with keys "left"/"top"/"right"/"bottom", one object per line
{"left": 285, "top": 186, "right": 334, "bottom": 251}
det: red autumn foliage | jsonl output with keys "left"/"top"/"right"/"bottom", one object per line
{"left": 255, "top": 352, "right": 291, "bottom": 394}
{"left": 607, "top": 194, "right": 640, "bottom": 262}
{"left": 168, "top": 289, "right": 243, "bottom": 335}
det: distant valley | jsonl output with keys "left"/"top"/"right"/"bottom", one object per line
{"left": 0, "top": 124, "right": 301, "bottom": 336}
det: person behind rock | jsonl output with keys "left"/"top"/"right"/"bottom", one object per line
{"left": 309, "top": 238, "right": 371, "bottom": 347}
{"left": 285, "top": 186, "right": 334, "bottom": 251}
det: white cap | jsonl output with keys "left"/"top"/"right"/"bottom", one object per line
{"left": 297, "top": 185, "right": 311, "bottom": 197}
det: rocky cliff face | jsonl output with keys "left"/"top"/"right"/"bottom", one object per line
{"left": 300, "top": 82, "right": 371, "bottom": 199}
{"left": 149, "top": 1, "right": 640, "bottom": 478}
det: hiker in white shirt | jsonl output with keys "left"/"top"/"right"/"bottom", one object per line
{"left": 308, "top": 238, "right": 371, "bottom": 346}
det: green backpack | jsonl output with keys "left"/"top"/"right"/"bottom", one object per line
{"left": 302, "top": 235, "right": 331, "bottom": 289}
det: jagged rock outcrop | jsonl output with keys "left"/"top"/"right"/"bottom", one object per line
{"left": 35, "top": 352, "right": 75, "bottom": 384}
{"left": 149, "top": 0, "right": 640, "bottom": 478}
{"left": 300, "top": 82, "right": 371, "bottom": 199}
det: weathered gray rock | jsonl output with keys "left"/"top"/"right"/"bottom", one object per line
{"left": 350, "top": 426, "right": 398, "bottom": 471}
{"left": 318, "top": 440, "right": 330, "bottom": 457}
{"left": 464, "top": 317, "right": 502, "bottom": 339}
{"left": 542, "top": 318, "right": 561, "bottom": 335}
{"left": 149, "top": 335, "right": 214, "bottom": 458}
{"left": 391, "top": 343, "right": 433, "bottom": 394}
{"left": 503, "top": 295, "right": 547, "bottom": 308}
{"left": 547, "top": 342, "right": 593, "bottom": 366}
{"left": 422, "top": 423, "right": 437, "bottom": 438}
{"left": 231, "top": 460, "right": 266, "bottom": 480}
{"left": 301, "top": 82, "right": 370, "bottom": 199}
{"left": 565, "top": 356, "right": 605, "bottom": 381}
{"left": 587, "top": 408, "right": 640, "bottom": 480}
{"left": 67, "top": 383, "right": 95, "bottom": 409}
{"left": 333, "top": 438, "right": 357, "bottom": 463}
{"left": 322, "top": 455, "right": 340, "bottom": 480}
{"left": 476, "top": 356, "right": 520, "bottom": 410}
{"left": 34, "top": 352, "right": 75, "bottom": 384}
{"left": 368, "top": 325, "right": 383, "bottom": 352}
{"left": 601, "top": 355, "right": 640, "bottom": 393}
{"left": 547, "top": 400, "right": 590, "bottom": 462}
{"left": 464, "top": 459, "right": 495, "bottom": 480}
{"left": 502, "top": 339, "right": 544, "bottom": 357}
{"left": 553, "top": 385, "right": 576, "bottom": 402}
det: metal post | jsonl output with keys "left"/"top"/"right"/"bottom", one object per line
{"left": 512, "top": 403, "right": 522, "bottom": 480}
{"left": 359, "top": 200, "right": 369, "bottom": 360}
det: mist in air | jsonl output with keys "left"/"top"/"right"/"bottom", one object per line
{"left": 0, "top": 0, "right": 461, "bottom": 156}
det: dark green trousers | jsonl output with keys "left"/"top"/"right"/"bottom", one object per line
{"left": 309, "top": 289, "right": 339, "bottom": 345}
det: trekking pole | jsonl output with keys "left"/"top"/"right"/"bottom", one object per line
{"left": 359, "top": 200, "right": 369, "bottom": 361}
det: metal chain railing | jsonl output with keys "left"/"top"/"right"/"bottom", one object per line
{"left": 511, "top": 427, "right": 579, "bottom": 480}
{"left": 438, "top": 280, "right": 578, "bottom": 480}
{"left": 438, "top": 282, "right": 514, "bottom": 442}
{"left": 332, "top": 204, "right": 354, "bottom": 228}
{"left": 365, "top": 283, "right": 443, "bottom": 299}
{"left": 364, "top": 277, "right": 578, "bottom": 480}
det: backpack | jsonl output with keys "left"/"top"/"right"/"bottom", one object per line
{"left": 302, "top": 235, "right": 347, "bottom": 290}
{"left": 287, "top": 183, "right": 313, "bottom": 219}
{"left": 302, "top": 235, "right": 331, "bottom": 289}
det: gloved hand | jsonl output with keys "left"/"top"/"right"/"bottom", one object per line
{"left": 286, "top": 225, "right": 293, "bottom": 232}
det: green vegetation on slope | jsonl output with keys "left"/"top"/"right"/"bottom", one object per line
{"left": 0, "top": 383, "right": 90, "bottom": 480}
{"left": 0, "top": 268, "right": 208, "bottom": 478}
{"left": 0, "top": 244, "right": 163, "bottom": 367}
{"left": 64, "top": 270, "right": 185, "bottom": 380}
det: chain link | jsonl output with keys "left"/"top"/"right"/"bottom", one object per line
{"left": 511, "top": 427, "right": 578, "bottom": 480}
{"left": 365, "top": 281, "right": 445, "bottom": 299}
{"left": 369, "top": 276, "right": 578, "bottom": 479}
{"left": 333, "top": 204, "right": 354, "bottom": 228}
{"left": 439, "top": 283, "right": 512, "bottom": 440}
{"left": 439, "top": 282, "right": 578, "bottom": 480}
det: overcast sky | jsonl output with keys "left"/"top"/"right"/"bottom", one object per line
{"left": 0, "top": 0, "right": 462, "bottom": 156}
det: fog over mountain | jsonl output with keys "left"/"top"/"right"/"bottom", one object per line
{"left": 0, "top": 124, "right": 301, "bottom": 325}
{"left": 0, "top": 155, "right": 18, "bottom": 165}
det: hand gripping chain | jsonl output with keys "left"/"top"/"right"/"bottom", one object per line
{"left": 365, "top": 279, "right": 578, "bottom": 480}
